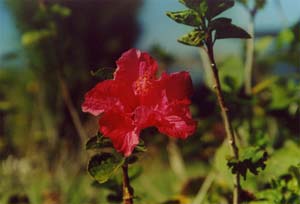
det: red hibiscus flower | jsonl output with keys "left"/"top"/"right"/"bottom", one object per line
{"left": 82, "top": 48, "right": 197, "bottom": 156}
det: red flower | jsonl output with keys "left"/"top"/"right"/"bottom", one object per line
{"left": 82, "top": 48, "right": 197, "bottom": 156}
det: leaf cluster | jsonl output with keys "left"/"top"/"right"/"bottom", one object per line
{"left": 166, "top": 0, "right": 250, "bottom": 47}
{"left": 86, "top": 133, "right": 146, "bottom": 182}
{"left": 254, "top": 165, "right": 300, "bottom": 204}
{"left": 85, "top": 133, "right": 146, "bottom": 202}
{"left": 227, "top": 147, "right": 268, "bottom": 180}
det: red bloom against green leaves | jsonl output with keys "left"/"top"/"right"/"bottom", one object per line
{"left": 82, "top": 48, "right": 197, "bottom": 156}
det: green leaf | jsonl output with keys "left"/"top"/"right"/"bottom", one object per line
{"left": 21, "top": 29, "right": 55, "bottom": 46}
{"left": 276, "top": 29, "right": 294, "bottom": 49}
{"left": 133, "top": 139, "right": 147, "bottom": 153}
{"left": 50, "top": 4, "right": 71, "bottom": 17}
{"left": 255, "top": 0, "right": 267, "bottom": 10}
{"left": 88, "top": 153, "right": 125, "bottom": 183}
{"left": 166, "top": 10, "right": 201, "bottom": 26}
{"left": 227, "top": 147, "right": 268, "bottom": 180}
{"left": 177, "top": 29, "right": 206, "bottom": 47}
{"left": 90, "top": 67, "right": 115, "bottom": 80}
{"left": 86, "top": 133, "right": 113, "bottom": 150}
{"left": 208, "top": 17, "right": 232, "bottom": 30}
{"left": 206, "top": 0, "right": 234, "bottom": 19}
{"left": 214, "top": 23, "right": 251, "bottom": 39}
{"left": 179, "top": 0, "right": 208, "bottom": 17}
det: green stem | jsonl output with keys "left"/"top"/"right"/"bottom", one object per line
{"left": 122, "top": 163, "right": 134, "bottom": 204}
{"left": 244, "top": 14, "right": 255, "bottom": 95}
{"left": 192, "top": 171, "right": 215, "bottom": 204}
{"left": 167, "top": 138, "right": 187, "bottom": 181}
{"left": 205, "top": 36, "right": 241, "bottom": 204}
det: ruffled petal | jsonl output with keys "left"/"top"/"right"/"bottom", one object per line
{"left": 99, "top": 111, "right": 140, "bottom": 156}
{"left": 114, "top": 48, "right": 158, "bottom": 83}
{"left": 160, "top": 71, "right": 193, "bottom": 101}
{"left": 82, "top": 80, "right": 137, "bottom": 115}
{"left": 155, "top": 93, "right": 197, "bottom": 139}
{"left": 134, "top": 105, "right": 158, "bottom": 128}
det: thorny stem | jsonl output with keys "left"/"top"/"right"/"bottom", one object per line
{"left": 122, "top": 163, "right": 134, "bottom": 204}
{"left": 205, "top": 35, "right": 241, "bottom": 204}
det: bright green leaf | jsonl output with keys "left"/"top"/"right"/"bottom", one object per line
{"left": 166, "top": 10, "right": 201, "bottom": 26}
{"left": 21, "top": 29, "right": 55, "bottom": 46}
{"left": 277, "top": 29, "right": 294, "bottom": 49}
{"left": 177, "top": 29, "right": 206, "bottom": 47}
{"left": 50, "top": 4, "right": 71, "bottom": 17}
{"left": 88, "top": 153, "right": 125, "bottom": 183}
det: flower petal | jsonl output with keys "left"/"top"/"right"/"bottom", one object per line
{"left": 99, "top": 111, "right": 139, "bottom": 156}
{"left": 114, "top": 48, "right": 158, "bottom": 83}
{"left": 156, "top": 93, "right": 197, "bottom": 139}
{"left": 160, "top": 71, "right": 193, "bottom": 101}
{"left": 82, "top": 80, "right": 137, "bottom": 116}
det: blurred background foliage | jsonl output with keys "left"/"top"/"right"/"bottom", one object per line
{"left": 0, "top": 0, "right": 299, "bottom": 204}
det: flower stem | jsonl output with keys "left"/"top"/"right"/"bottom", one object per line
{"left": 205, "top": 37, "right": 241, "bottom": 204}
{"left": 122, "top": 163, "right": 134, "bottom": 204}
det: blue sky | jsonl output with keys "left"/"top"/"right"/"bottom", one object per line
{"left": 1, "top": 0, "right": 300, "bottom": 58}
{"left": 136, "top": 0, "right": 300, "bottom": 57}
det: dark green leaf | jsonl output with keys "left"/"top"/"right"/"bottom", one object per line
{"left": 90, "top": 67, "right": 114, "bottom": 79}
{"left": 209, "top": 17, "right": 232, "bottom": 30}
{"left": 206, "top": 0, "right": 234, "bottom": 19}
{"left": 86, "top": 134, "right": 113, "bottom": 150}
{"left": 227, "top": 147, "right": 268, "bottom": 180}
{"left": 178, "top": 29, "right": 206, "bottom": 47}
{"left": 215, "top": 23, "right": 251, "bottom": 39}
{"left": 126, "top": 155, "right": 139, "bottom": 164}
{"left": 88, "top": 153, "right": 125, "bottom": 183}
{"left": 166, "top": 10, "right": 201, "bottom": 26}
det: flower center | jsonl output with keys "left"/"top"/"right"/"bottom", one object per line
{"left": 133, "top": 74, "right": 152, "bottom": 95}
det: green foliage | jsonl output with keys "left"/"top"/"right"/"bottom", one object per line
{"left": 214, "top": 23, "right": 251, "bottom": 39}
{"left": 90, "top": 67, "right": 115, "bottom": 81}
{"left": 86, "top": 133, "right": 114, "bottom": 150}
{"left": 253, "top": 165, "right": 300, "bottom": 204}
{"left": 88, "top": 153, "right": 125, "bottom": 184}
{"left": 50, "top": 4, "right": 71, "bottom": 17}
{"left": 167, "top": 0, "right": 250, "bottom": 47}
{"left": 166, "top": 10, "right": 201, "bottom": 26}
{"left": 277, "top": 29, "right": 295, "bottom": 49}
{"left": 227, "top": 147, "right": 268, "bottom": 180}
{"left": 86, "top": 132, "right": 146, "bottom": 189}
{"left": 206, "top": 0, "right": 234, "bottom": 20}
{"left": 22, "top": 29, "right": 55, "bottom": 46}
{"left": 177, "top": 29, "right": 206, "bottom": 47}
{"left": 268, "top": 80, "right": 299, "bottom": 110}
